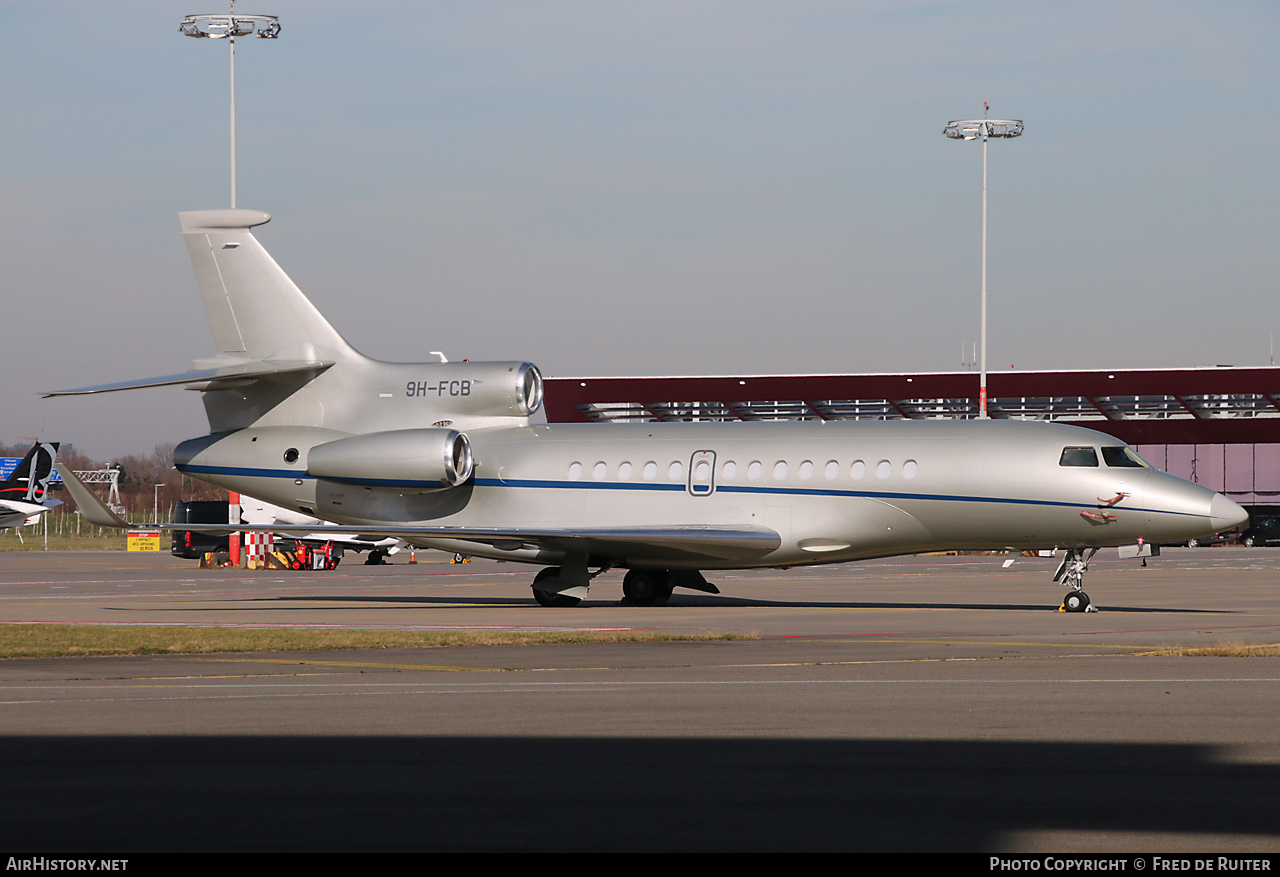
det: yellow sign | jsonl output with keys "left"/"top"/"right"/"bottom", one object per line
{"left": 127, "top": 530, "right": 162, "bottom": 552}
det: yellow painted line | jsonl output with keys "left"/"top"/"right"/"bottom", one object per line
{"left": 203, "top": 657, "right": 504, "bottom": 672}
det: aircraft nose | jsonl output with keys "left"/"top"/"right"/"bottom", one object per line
{"left": 1210, "top": 493, "right": 1249, "bottom": 532}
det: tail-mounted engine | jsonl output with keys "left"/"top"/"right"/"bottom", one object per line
{"left": 399, "top": 361, "right": 543, "bottom": 420}
{"left": 307, "top": 428, "right": 474, "bottom": 490}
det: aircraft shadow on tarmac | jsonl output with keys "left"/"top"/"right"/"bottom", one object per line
{"left": 2, "top": 736, "right": 1273, "bottom": 852}
{"left": 161, "top": 593, "right": 1236, "bottom": 614}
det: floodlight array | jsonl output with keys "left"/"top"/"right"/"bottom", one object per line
{"left": 180, "top": 13, "right": 280, "bottom": 39}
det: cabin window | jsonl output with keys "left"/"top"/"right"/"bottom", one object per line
{"left": 825, "top": 460, "right": 839, "bottom": 480}
{"left": 593, "top": 462, "right": 607, "bottom": 480}
{"left": 850, "top": 460, "right": 866, "bottom": 480}
{"left": 748, "top": 461, "right": 763, "bottom": 481}
{"left": 568, "top": 461, "right": 583, "bottom": 480}
{"left": 693, "top": 460, "right": 711, "bottom": 483}
{"left": 1102, "top": 446, "right": 1148, "bottom": 468}
{"left": 722, "top": 460, "right": 737, "bottom": 480}
{"left": 618, "top": 461, "right": 633, "bottom": 479}
{"left": 643, "top": 461, "right": 658, "bottom": 480}
{"left": 1060, "top": 447, "right": 1099, "bottom": 467}
{"left": 773, "top": 461, "right": 788, "bottom": 480}
{"left": 903, "top": 460, "right": 918, "bottom": 480}
{"left": 799, "top": 460, "right": 814, "bottom": 480}
{"left": 668, "top": 461, "right": 683, "bottom": 480}
{"left": 876, "top": 460, "right": 891, "bottom": 480}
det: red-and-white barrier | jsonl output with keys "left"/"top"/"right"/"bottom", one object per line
{"left": 243, "top": 531, "right": 273, "bottom": 563}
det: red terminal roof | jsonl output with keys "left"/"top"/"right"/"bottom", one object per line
{"left": 544, "top": 366, "right": 1280, "bottom": 445}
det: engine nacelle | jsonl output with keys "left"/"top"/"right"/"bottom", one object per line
{"left": 306, "top": 428, "right": 473, "bottom": 491}
{"left": 398, "top": 361, "right": 543, "bottom": 419}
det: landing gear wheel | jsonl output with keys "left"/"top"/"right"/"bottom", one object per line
{"left": 1054, "top": 548, "right": 1098, "bottom": 613}
{"left": 1063, "top": 591, "right": 1091, "bottom": 613}
{"left": 532, "top": 567, "right": 581, "bottom": 607}
{"left": 623, "top": 570, "right": 669, "bottom": 606}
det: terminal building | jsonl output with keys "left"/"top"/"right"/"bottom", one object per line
{"left": 544, "top": 365, "right": 1280, "bottom": 519}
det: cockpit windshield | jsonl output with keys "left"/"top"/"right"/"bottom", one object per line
{"left": 1101, "top": 446, "right": 1150, "bottom": 468}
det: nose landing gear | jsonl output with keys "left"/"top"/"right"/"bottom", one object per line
{"left": 1054, "top": 547, "right": 1099, "bottom": 612}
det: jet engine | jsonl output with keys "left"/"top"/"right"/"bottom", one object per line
{"left": 307, "top": 428, "right": 473, "bottom": 490}
{"left": 399, "top": 362, "right": 543, "bottom": 419}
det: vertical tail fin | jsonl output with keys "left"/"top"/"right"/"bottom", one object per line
{"left": 179, "top": 209, "right": 361, "bottom": 366}
{"left": 0, "top": 442, "right": 59, "bottom": 504}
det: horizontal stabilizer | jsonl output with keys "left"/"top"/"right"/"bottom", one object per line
{"left": 42, "top": 359, "right": 333, "bottom": 397}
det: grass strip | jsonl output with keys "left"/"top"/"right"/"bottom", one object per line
{"left": 0, "top": 624, "right": 750, "bottom": 659}
{"left": 1139, "top": 639, "right": 1280, "bottom": 657}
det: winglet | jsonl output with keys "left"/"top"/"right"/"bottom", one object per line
{"left": 60, "top": 467, "right": 129, "bottom": 529}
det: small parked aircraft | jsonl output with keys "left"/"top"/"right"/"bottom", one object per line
{"left": 0, "top": 442, "right": 60, "bottom": 530}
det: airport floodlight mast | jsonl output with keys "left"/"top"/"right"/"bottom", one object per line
{"left": 179, "top": 3, "right": 281, "bottom": 209}
{"left": 943, "top": 104, "right": 1023, "bottom": 420}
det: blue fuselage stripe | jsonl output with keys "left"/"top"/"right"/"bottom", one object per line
{"left": 177, "top": 463, "right": 1204, "bottom": 519}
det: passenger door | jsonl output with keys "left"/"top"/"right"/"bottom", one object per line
{"left": 688, "top": 450, "right": 716, "bottom": 496}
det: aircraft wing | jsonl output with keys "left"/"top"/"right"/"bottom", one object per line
{"left": 41, "top": 359, "right": 332, "bottom": 397}
{"left": 266, "top": 523, "right": 781, "bottom": 563}
{"left": 59, "top": 467, "right": 779, "bottom": 563}
{"left": 171, "top": 522, "right": 777, "bottom": 564}
{"left": 0, "top": 500, "right": 59, "bottom": 529}
{"left": 0, "top": 502, "right": 44, "bottom": 528}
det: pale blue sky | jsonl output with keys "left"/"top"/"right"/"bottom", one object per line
{"left": 6, "top": 1, "right": 1279, "bottom": 458}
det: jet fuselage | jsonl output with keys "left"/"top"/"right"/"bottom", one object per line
{"left": 175, "top": 418, "right": 1236, "bottom": 569}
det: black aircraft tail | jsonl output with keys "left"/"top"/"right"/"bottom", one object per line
{"left": 0, "top": 442, "right": 59, "bottom": 504}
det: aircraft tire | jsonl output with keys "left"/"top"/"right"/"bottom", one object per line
{"left": 622, "top": 569, "right": 666, "bottom": 606}
{"left": 532, "top": 567, "right": 581, "bottom": 607}
{"left": 1063, "top": 591, "right": 1090, "bottom": 613}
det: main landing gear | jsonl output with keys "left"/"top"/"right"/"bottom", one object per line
{"left": 531, "top": 567, "right": 583, "bottom": 608}
{"left": 529, "top": 564, "right": 718, "bottom": 607}
{"left": 621, "top": 570, "right": 674, "bottom": 606}
{"left": 1053, "top": 547, "right": 1099, "bottom": 613}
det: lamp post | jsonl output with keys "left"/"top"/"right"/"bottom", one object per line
{"left": 153, "top": 483, "right": 166, "bottom": 522}
{"left": 943, "top": 104, "right": 1023, "bottom": 419}
{"left": 179, "top": 3, "right": 281, "bottom": 208}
